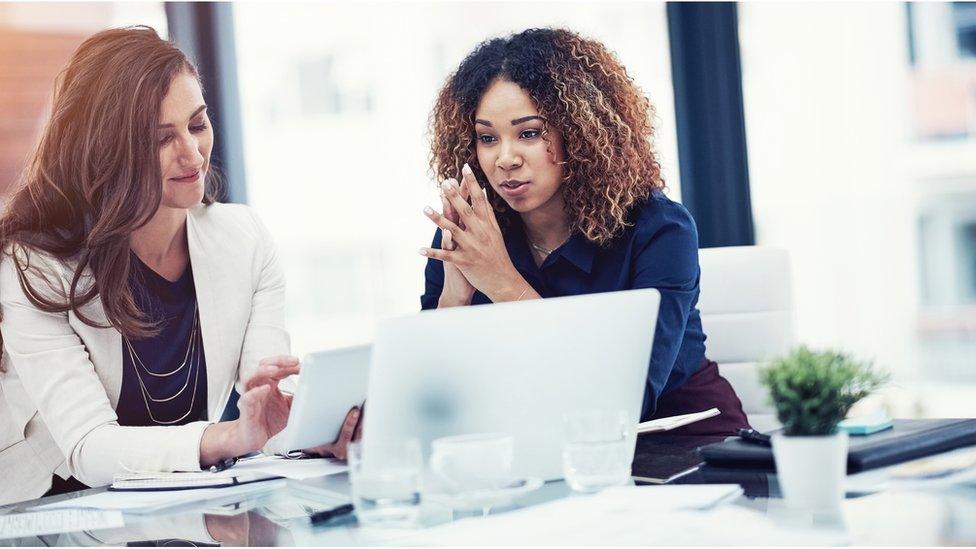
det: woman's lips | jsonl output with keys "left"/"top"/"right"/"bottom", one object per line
{"left": 170, "top": 170, "right": 200, "bottom": 183}
{"left": 498, "top": 180, "right": 530, "bottom": 198}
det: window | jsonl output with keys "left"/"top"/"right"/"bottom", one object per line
{"left": 233, "top": 2, "right": 679, "bottom": 355}
{"left": 0, "top": 2, "right": 168, "bottom": 201}
{"left": 909, "top": 2, "right": 976, "bottom": 140}
{"left": 740, "top": 2, "right": 976, "bottom": 392}
{"left": 953, "top": 2, "right": 976, "bottom": 58}
{"left": 918, "top": 193, "right": 976, "bottom": 308}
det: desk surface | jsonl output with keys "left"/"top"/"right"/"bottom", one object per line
{"left": 3, "top": 435, "right": 975, "bottom": 546}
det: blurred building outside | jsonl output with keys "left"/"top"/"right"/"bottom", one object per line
{"left": 740, "top": 2, "right": 975, "bottom": 416}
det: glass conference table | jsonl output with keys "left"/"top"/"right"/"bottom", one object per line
{"left": 3, "top": 435, "right": 975, "bottom": 546}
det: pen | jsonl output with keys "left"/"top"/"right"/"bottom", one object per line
{"left": 209, "top": 457, "right": 238, "bottom": 473}
{"left": 309, "top": 503, "right": 355, "bottom": 525}
{"left": 736, "top": 428, "right": 772, "bottom": 447}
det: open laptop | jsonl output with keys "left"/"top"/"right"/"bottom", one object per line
{"left": 361, "top": 288, "right": 661, "bottom": 481}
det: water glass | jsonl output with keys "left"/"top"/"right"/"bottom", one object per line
{"left": 562, "top": 409, "right": 633, "bottom": 493}
{"left": 348, "top": 438, "right": 422, "bottom": 527}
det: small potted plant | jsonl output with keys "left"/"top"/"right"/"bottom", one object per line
{"left": 759, "top": 346, "right": 888, "bottom": 511}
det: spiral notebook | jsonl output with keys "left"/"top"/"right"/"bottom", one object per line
{"left": 109, "top": 470, "right": 282, "bottom": 492}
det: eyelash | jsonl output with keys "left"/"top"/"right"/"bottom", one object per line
{"left": 159, "top": 123, "right": 209, "bottom": 146}
{"left": 477, "top": 129, "right": 542, "bottom": 145}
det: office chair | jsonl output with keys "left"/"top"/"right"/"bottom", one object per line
{"left": 698, "top": 246, "right": 795, "bottom": 432}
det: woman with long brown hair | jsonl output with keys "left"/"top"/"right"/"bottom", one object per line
{"left": 0, "top": 26, "right": 357, "bottom": 505}
{"left": 420, "top": 28, "right": 750, "bottom": 435}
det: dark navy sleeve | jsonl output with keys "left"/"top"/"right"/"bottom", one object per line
{"left": 420, "top": 229, "right": 445, "bottom": 310}
{"left": 631, "top": 200, "right": 701, "bottom": 417}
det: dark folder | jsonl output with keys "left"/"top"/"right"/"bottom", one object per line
{"left": 699, "top": 418, "right": 976, "bottom": 473}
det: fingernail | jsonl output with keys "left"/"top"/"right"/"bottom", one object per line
{"left": 423, "top": 206, "right": 433, "bottom": 215}
{"left": 418, "top": 248, "right": 428, "bottom": 256}
{"left": 352, "top": 410, "right": 360, "bottom": 419}
{"left": 462, "top": 163, "right": 473, "bottom": 176}
{"left": 440, "top": 180, "right": 453, "bottom": 191}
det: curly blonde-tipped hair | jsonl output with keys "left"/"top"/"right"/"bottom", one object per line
{"left": 429, "top": 28, "right": 665, "bottom": 245}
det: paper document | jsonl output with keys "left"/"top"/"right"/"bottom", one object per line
{"left": 0, "top": 509, "right": 123, "bottom": 539}
{"left": 31, "top": 480, "right": 285, "bottom": 514}
{"left": 407, "top": 485, "right": 841, "bottom": 545}
{"left": 637, "top": 408, "right": 720, "bottom": 434}
{"left": 596, "top": 484, "right": 743, "bottom": 510}
{"left": 882, "top": 446, "right": 976, "bottom": 490}
{"left": 232, "top": 455, "right": 348, "bottom": 480}
{"left": 890, "top": 447, "right": 976, "bottom": 480}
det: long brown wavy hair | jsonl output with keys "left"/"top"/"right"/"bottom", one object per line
{"left": 429, "top": 28, "right": 665, "bottom": 244}
{"left": 0, "top": 26, "right": 220, "bottom": 361}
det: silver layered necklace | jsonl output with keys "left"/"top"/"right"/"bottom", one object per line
{"left": 123, "top": 303, "right": 203, "bottom": 425}
{"left": 529, "top": 234, "right": 571, "bottom": 258}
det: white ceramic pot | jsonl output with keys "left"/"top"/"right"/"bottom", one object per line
{"left": 771, "top": 431, "right": 849, "bottom": 512}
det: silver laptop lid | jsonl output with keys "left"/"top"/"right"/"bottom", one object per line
{"left": 362, "top": 288, "right": 660, "bottom": 480}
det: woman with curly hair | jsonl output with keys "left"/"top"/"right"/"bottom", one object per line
{"left": 419, "top": 28, "right": 749, "bottom": 434}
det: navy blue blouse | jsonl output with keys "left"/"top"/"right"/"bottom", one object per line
{"left": 117, "top": 255, "right": 208, "bottom": 427}
{"left": 421, "top": 191, "right": 707, "bottom": 420}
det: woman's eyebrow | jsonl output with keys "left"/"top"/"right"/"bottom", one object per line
{"left": 474, "top": 115, "right": 544, "bottom": 128}
{"left": 511, "top": 115, "right": 544, "bottom": 125}
{"left": 158, "top": 105, "right": 208, "bottom": 129}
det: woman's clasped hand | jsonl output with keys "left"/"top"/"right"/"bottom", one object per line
{"left": 420, "top": 164, "right": 535, "bottom": 304}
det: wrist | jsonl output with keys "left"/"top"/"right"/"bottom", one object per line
{"left": 438, "top": 293, "right": 472, "bottom": 308}
{"left": 230, "top": 418, "right": 266, "bottom": 456}
{"left": 200, "top": 420, "right": 255, "bottom": 468}
{"left": 488, "top": 275, "right": 533, "bottom": 303}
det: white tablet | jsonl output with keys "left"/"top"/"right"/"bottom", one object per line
{"left": 279, "top": 344, "right": 371, "bottom": 452}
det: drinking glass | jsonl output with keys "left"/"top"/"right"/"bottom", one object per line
{"left": 562, "top": 409, "right": 633, "bottom": 493}
{"left": 348, "top": 438, "right": 422, "bottom": 527}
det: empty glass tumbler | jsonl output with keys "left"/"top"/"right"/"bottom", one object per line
{"left": 348, "top": 438, "right": 423, "bottom": 527}
{"left": 562, "top": 409, "right": 634, "bottom": 493}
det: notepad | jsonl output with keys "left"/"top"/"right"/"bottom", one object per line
{"left": 108, "top": 455, "right": 346, "bottom": 491}
{"left": 110, "top": 470, "right": 282, "bottom": 491}
{"left": 636, "top": 408, "right": 720, "bottom": 434}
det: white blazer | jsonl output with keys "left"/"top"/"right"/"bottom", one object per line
{"left": 0, "top": 203, "right": 290, "bottom": 505}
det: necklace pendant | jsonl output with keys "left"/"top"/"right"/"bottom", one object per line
{"left": 530, "top": 242, "right": 553, "bottom": 256}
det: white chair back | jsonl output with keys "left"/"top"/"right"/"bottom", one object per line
{"left": 698, "top": 246, "right": 795, "bottom": 431}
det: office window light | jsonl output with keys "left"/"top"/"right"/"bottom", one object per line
{"left": 0, "top": 2, "right": 167, "bottom": 201}
{"left": 740, "top": 2, "right": 976, "bottom": 391}
{"left": 233, "top": 2, "right": 680, "bottom": 356}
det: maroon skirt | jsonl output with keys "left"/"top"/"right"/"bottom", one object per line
{"left": 647, "top": 359, "right": 751, "bottom": 436}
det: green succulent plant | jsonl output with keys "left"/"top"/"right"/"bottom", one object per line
{"left": 759, "top": 346, "right": 889, "bottom": 436}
